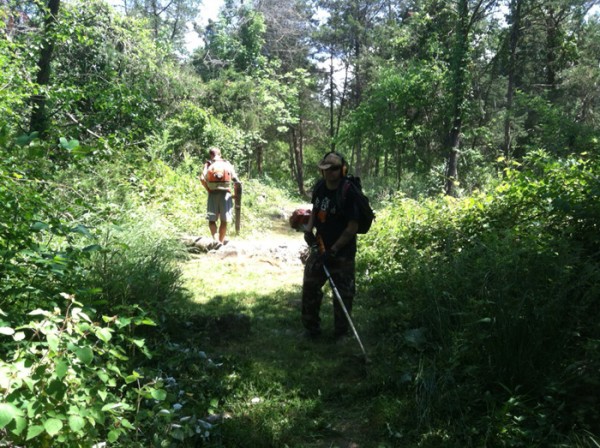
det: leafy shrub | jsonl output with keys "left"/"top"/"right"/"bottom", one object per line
{"left": 359, "top": 151, "right": 600, "bottom": 445}
{"left": 0, "top": 297, "right": 162, "bottom": 446}
{"left": 89, "top": 210, "right": 187, "bottom": 314}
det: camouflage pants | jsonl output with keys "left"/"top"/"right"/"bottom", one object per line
{"left": 301, "top": 252, "right": 356, "bottom": 337}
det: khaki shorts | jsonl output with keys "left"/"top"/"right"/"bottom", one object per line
{"left": 206, "top": 190, "right": 234, "bottom": 222}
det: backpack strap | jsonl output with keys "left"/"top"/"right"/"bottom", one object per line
{"left": 312, "top": 179, "right": 326, "bottom": 203}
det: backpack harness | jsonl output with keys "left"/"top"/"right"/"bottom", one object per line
{"left": 205, "top": 159, "right": 233, "bottom": 191}
{"left": 314, "top": 176, "right": 375, "bottom": 234}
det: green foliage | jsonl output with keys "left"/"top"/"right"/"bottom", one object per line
{"left": 338, "top": 62, "right": 447, "bottom": 183}
{"left": 360, "top": 151, "right": 600, "bottom": 445}
{"left": 0, "top": 8, "right": 35, "bottom": 132}
{"left": 89, "top": 211, "right": 186, "bottom": 312}
{"left": 0, "top": 298, "right": 160, "bottom": 446}
{"left": 0, "top": 138, "right": 213, "bottom": 446}
{"left": 193, "top": 5, "right": 267, "bottom": 79}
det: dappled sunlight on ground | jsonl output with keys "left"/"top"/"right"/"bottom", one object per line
{"left": 181, "top": 226, "right": 307, "bottom": 302}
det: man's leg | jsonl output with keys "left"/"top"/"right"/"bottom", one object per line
{"left": 330, "top": 258, "right": 356, "bottom": 338}
{"left": 218, "top": 221, "right": 227, "bottom": 243}
{"left": 208, "top": 221, "right": 218, "bottom": 241}
{"left": 220, "top": 191, "right": 234, "bottom": 243}
{"left": 207, "top": 193, "right": 219, "bottom": 241}
{"left": 301, "top": 254, "right": 326, "bottom": 336}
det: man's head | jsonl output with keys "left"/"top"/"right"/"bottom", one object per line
{"left": 318, "top": 152, "right": 347, "bottom": 177}
{"left": 208, "top": 147, "right": 222, "bottom": 160}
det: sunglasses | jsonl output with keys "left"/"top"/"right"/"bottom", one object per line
{"left": 324, "top": 166, "right": 341, "bottom": 172}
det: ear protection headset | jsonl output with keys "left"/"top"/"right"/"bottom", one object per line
{"left": 320, "top": 151, "right": 349, "bottom": 177}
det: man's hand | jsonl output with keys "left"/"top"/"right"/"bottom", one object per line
{"left": 304, "top": 231, "right": 316, "bottom": 247}
{"left": 318, "top": 249, "right": 337, "bottom": 265}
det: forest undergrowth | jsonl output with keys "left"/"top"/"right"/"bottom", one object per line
{"left": 2, "top": 151, "right": 600, "bottom": 447}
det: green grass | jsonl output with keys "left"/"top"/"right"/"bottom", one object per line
{"left": 177, "top": 233, "right": 390, "bottom": 447}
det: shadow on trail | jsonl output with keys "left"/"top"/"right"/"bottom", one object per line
{"left": 157, "top": 286, "right": 380, "bottom": 447}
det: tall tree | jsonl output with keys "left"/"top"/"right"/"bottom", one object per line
{"left": 445, "top": 0, "right": 496, "bottom": 196}
{"left": 503, "top": 0, "right": 525, "bottom": 159}
{"left": 29, "top": 0, "right": 60, "bottom": 137}
{"left": 315, "top": 0, "right": 386, "bottom": 175}
{"left": 120, "top": 0, "right": 201, "bottom": 50}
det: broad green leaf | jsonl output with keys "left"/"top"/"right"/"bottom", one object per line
{"left": 75, "top": 347, "right": 94, "bottom": 365}
{"left": 0, "top": 327, "right": 15, "bottom": 336}
{"left": 125, "top": 370, "right": 141, "bottom": 384}
{"left": 43, "top": 417, "right": 63, "bottom": 436}
{"left": 95, "top": 327, "right": 112, "bottom": 343}
{"left": 136, "top": 317, "right": 157, "bottom": 326}
{"left": 116, "top": 317, "right": 132, "bottom": 328}
{"left": 55, "top": 359, "right": 68, "bottom": 380}
{"left": 11, "top": 415, "right": 26, "bottom": 436}
{"left": 172, "top": 428, "right": 185, "bottom": 441}
{"left": 0, "top": 403, "right": 18, "bottom": 429}
{"left": 31, "top": 221, "right": 49, "bottom": 232}
{"left": 14, "top": 332, "right": 26, "bottom": 341}
{"left": 52, "top": 255, "right": 68, "bottom": 265}
{"left": 68, "top": 415, "right": 85, "bottom": 432}
{"left": 108, "top": 429, "right": 120, "bottom": 442}
{"left": 28, "top": 309, "right": 49, "bottom": 317}
{"left": 83, "top": 244, "right": 102, "bottom": 252}
{"left": 26, "top": 425, "right": 45, "bottom": 440}
{"left": 47, "top": 333, "right": 60, "bottom": 352}
{"left": 70, "top": 224, "right": 91, "bottom": 237}
{"left": 15, "top": 132, "right": 37, "bottom": 147}
{"left": 108, "top": 349, "right": 128, "bottom": 361}
{"left": 72, "top": 147, "right": 91, "bottom": 157}
{"left": 59, "top": 137, "right": 80, "bottom": 151}
{"left": 101, "top": 402, "right": 123, "bottom": 412}
{"left": 121, "top": 418, "right": 135, "bottom": 430}
{"left": 97, "top": 370, "right": 109, "bottom": 383}
{"left": 72, "top": 308, "right": 91, "bottom": 322}
{"left": 98, "top": 390, "right": 108, "bottom": 401}
{"left": 150, "top": 389, "right": 167, "bottom": 401}
{"left": 46, "top": 380, "right": 67, "bottom": 400}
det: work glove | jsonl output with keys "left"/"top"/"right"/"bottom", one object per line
{"left": 304, "top": 231, "right": 316, "bottom": 247}
{"left": 318, "top": 249, "right": 337, "bottom": 265}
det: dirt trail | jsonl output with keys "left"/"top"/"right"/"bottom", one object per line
{"left": 180, "top": 221, "right": 374, "bottom": 448}
{"left": 182, "top": 218, "right": 310, "bottom": 297}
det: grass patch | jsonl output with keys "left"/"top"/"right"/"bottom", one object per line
{"left": 177, "top": 236, "right": 389, "bottom": 447}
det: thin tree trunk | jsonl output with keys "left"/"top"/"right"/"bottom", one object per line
{"left": 29, "top": 0, "right": 61, "bottom": 137}
{"left": 503, "top": 0, "right": 522, "bottom": 159}
{"left": 297, "top": 120, "right": 305, "bottom": 195}
{"left": 446, "top": 119, "right": 461, "bottom": 196}
{"left": 256, "top": 142, "right": 263, "bottom": 176}
{"left": 353, "top": 34, "right": 362, "bottom": 177}
{"left": 329, "top": 52, "right": 335, "bottom": 152}
{"left": 289, "top": 125, "right": 306, "bottom": 196}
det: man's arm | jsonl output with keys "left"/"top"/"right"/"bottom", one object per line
{"left": 303, "top": 208, "right": 317, "bottom": 246}
{"left": 199, "top": 163, "right": 210, "bottom": 192}
{"left": 330, "top": 220, "right": 359, "bottom": 254}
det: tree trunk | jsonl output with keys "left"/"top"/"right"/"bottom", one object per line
{"left": 289, "top": 124, "right": 306, "bottom": 196}
{"left": 446, "top": 118, "right": 461, "bottom": 196}
{"left": 329, "top": 52, "right": 335, "bottom": 152}
{"left": 29, "top": 0, "right": 61, "bottom": 137}
{"left": 503, "top": 0, "right": 522, "bottom": 159}
{"left": 445, "top": 0, "right": 470, "bottom": 196}
{"left": 353, "top": 36, "right": 362, "bottom": 176}
{"left": 256, "top": 142, "right": 263, "bottom": 176}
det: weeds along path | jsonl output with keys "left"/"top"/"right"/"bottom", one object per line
{"left": 179, "top": 221, "right": 379, "bottom": 447}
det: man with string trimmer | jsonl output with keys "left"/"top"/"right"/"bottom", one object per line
{"left": 301, "top": 151, "right": 363, "bottom": 347}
